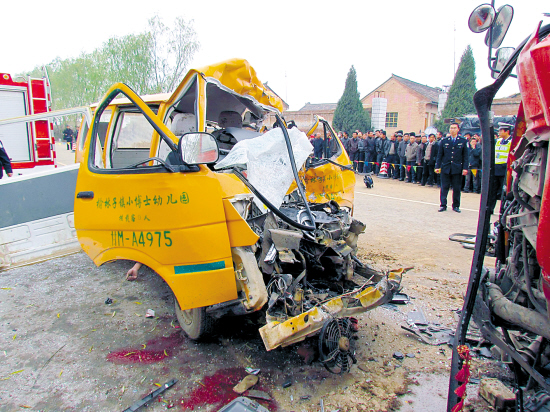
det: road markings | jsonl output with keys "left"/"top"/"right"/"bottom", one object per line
{"left": 355, "top": 191, "right": 478, "bottom": 212}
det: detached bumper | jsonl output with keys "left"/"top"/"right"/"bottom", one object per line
{"left": 259, "top": 268, "right": 403, "bottom": 350}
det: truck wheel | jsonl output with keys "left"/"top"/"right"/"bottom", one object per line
{"left": 174, "top": 298, "right": 213, "bottom": 340}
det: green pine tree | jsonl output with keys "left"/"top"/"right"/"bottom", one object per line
{"left": 435, "top": 45, "right": 477, "bottom": 133}
{"left": 333, "top": 66, "right": 371, "bottom": 133}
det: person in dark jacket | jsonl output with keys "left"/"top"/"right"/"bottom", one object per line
{"left": 416, "top": 135, "right": 427, "bottom": 184}
{"left": 357, "top": 132, "right": 366, "bottom": 173}
{"left": 63, "top": 125, "right": 74, "bottom": 150}
{"left": 375, "top": 131, "right": 387, "bottom": 175}
{"left": 0, "top": 140, "right": 13, "bottom": 179}
{"left": 397, "top": 133, "right": 409, "bottom": 181}
{"left": 341, "top": 132, "right": 350, "bottom": 155}
{"left": 405, "top": 133, "right": 418, "bottom": 183}
{"left": 328, "top": 132, "right": 339, "bottom": 157}
{"left": 312, "top": 133, "right": 324, "bottom": 160}
{"left": 435, "top": 123, "right": 469, "bottom": 212}
{"left": 464, "top": 136, "right": 482, "bottom": 193}
{"left": 386, "top": 133, "right": 399, "bottom": 179}
{"left": 434, "top": 131, "right": 444, "bottom": 187}
{"left": 348, "top": 132, "right": 360, "bottom": 171}
{"left": 364, "top": 132, "right": 376, "bottom": 173}
{"left": 423, "top": 134, "right": 438, "bottom": 186}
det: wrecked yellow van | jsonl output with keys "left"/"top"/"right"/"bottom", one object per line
{"left": 75, "top": 59, "right": 401, "bottom": 373}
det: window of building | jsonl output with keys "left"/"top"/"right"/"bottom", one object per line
{"left": 386, "top": 112, "right": 398, "bottom": 128}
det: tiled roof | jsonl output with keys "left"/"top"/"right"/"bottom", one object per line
{"left": 299, "top": 102, "right": 338, "bottom": 111}
{"left": 363, "top": 74, "right": 442, "bottom": 104}
{"left": 393, "top": 75, "right": 441, "bottom": 103}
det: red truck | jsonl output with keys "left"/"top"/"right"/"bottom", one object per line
{"left": 448, "top": 3, "right": 550, "bottom": 411}
{"left": 0, "top": 71, "right": 56, "bottom": 174}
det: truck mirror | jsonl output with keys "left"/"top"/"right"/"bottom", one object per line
{"left": 178, "top": 132, "right": 219, "bottom": 165}
{"left": 491, "top": 47, "right": 515, "bottom": 79}
{"left": 468, "top": 4, "right": 496, "bottom": 33}
{"left": 485, "top": 4, "right": 514, "bottom": 49}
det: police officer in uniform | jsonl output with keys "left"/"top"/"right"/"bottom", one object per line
{"left": 489, "top": 122, "right": 513, "bottom": 214}
{"left": 435, "top": 122, "right": 468, "bottom": 212}
{"left": 0, "top": 140, "right": 13, "bottom": 179}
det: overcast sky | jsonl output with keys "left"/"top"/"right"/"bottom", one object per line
{"left": 2, "top": 0, "right": 548, "bottom": 111}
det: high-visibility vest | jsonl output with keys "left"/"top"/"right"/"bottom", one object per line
{"left": 495, "top": 138, "right": 512, "bottom": 164}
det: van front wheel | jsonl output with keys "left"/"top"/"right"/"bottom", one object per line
{"left": 174, "top": 298, "right": 213, "bottom": 340}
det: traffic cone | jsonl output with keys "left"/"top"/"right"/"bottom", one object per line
{"left": 378, "top": 162, "right": 389, "bottom": 178}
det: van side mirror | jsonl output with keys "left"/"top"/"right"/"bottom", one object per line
{"left": 178, "top": 132, "right": 219, "bottom": 165}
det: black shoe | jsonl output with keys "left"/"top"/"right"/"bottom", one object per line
{"left": 399, "top": 179, "right": 404, "bottom": 181}
{"left": 463, "top": 190, "right": 470, "bottom": 193}
{"left": 421, "top": 184, "right": 426, "bottom": 186}
{"left": 453, "top": 207, "right": 461, "bottom": 213}
{"left": 438, "top": 207, "right": 447, "bottom": 212}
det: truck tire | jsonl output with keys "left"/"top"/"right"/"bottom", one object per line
{"left": 174, "top": 298, "right": 213, "bottom": 340}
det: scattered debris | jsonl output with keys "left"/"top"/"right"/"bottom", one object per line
{"left": 245, "top": 390, "right": 272, "bottom": 401}
{"left": 391, "top": 293, "right": 410, "bottom": 304}
{"left": 393, "top": 352, "right": 404, "bottom": 360}
{"left": 145, "top": 309, "right": 155, "bottom": 318}
{"left": 406, "top": 353, "right": 416, "bottom": 358}
{"left": 320, "top": 398, "right": 325, "bottom": 412}
{"left": 300, "top": 395, "right": 312, "bottom": 400}
{"left": 401, "top": 323, "right": 454, "bottom": 346}
{"left": 477, "top": 347, "right": 493, "bottom": 359}
{"left": 122, "top": 379, "right": 177, "bottom": 412}
{"left": 282, "top": 376, "right": 292, "bottom": 388}
{"left": 244, "top": 368, "right": 260, "bottom": 375}
{"left": 479, "top": 378, "right": 516, "bottom": 411}
{"left": 407, "top": 309, "right": 428, "bottom": 326}
{"left": 105, "top": 298, "right": 113, "bottom": 305}
{"left": 217, "top": 397, "right": 270, "bottom": 412}
{"left": 233, "top": 375, "right": 258, "bottom": 394}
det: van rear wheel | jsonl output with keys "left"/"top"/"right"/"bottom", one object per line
{"left": 174, "top": 298, "right": 213, "bottom": 340}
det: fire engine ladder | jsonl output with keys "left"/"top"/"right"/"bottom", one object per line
{"left": 27, "top": 69, "right": 55, "bottom": 163}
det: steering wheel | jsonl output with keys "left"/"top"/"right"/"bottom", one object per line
{"left": 126, "top": 157, "right": 175, "bottom": 172}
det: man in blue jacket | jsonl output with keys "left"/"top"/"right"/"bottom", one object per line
{"left": 435, "top": 123, "right": 469, "bottom": 212}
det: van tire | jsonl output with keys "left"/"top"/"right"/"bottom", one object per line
{"left": 174, "top": 298, "right": 213, "bottom": 340}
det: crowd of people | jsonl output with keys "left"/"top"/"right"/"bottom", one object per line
{"left": 310, "top": 128, "right": 484, "bottom": 192}
{"left": 309, "top": 122, "right": 514, "bottom": 213}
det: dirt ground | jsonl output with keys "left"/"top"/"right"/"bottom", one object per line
{"left": 0, "top": 175, "right": 511, "bottom": 412}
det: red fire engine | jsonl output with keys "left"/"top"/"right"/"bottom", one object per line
{"left": 0, "top": 71, "right": 55, "bottom": 173}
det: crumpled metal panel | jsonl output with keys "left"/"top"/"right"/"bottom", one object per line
{"left": 259, "top": 269, "right": 403, "bottom": 350}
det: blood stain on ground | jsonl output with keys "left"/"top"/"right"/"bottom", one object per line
{"left": 107, "top": 332, "right": 184, "bottom": 364}
{"left": 174, "top": 367, "right": 276, "bottom": 411}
